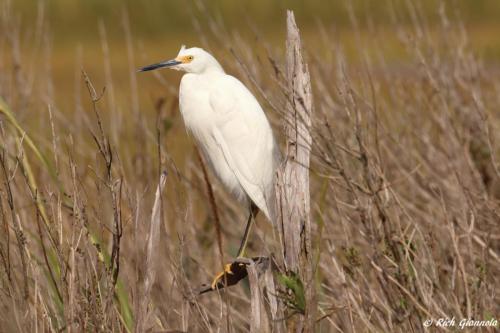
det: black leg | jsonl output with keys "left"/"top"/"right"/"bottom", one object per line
{"left": 236, "top": 203, "right": 259, "bottom": 257}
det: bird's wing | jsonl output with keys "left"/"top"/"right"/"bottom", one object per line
{"left": 209, "top": 75, "right": 278, "bottom": 220}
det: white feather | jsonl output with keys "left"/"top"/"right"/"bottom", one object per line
{"left": 177, "top": 47, "right": 280, "bottom": 220}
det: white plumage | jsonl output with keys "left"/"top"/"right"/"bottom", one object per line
{"left": 140, "top": 46, "right": 280, "bottom": 221}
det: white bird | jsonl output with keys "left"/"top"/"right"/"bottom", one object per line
{"left": 139, "top": 46, "right": 280, "bottom": 289}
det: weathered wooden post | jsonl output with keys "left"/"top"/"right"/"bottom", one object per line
{"left": 275, "top": 9, "right": 316, "bottom": 332}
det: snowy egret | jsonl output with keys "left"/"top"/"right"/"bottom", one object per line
{"left": 139, "top": 46, "right": 280, "bottom": 290}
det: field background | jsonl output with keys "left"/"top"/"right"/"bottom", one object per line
{"left": 0, "top": 0, "right": 499, "bottom": 332}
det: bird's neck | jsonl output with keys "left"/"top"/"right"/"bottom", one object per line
{"left": 202, "top": 63, "right": 225, "bottom": 75}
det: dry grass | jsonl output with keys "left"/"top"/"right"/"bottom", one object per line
{"left": 0, "top": 1, "right": 499, "bottom": 332}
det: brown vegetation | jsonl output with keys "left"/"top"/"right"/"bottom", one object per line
{"left": 0, "top": 1, "right": 499, "bottom": 332}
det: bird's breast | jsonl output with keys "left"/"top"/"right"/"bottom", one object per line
{"left": 177, "top": 74, "right": 248, "bottom": 204}
{"left": 179, "top": 75, "right": 214, "bottom": 133}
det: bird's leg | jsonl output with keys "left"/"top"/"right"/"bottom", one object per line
{"left": 210, "top": 263, "right": 234, "bottom": 290}
{"left": 236, "top": 204, "right": 258, "bottom": 258}
{"left": 210, "top": 203, "right": 259, "bottom": 290}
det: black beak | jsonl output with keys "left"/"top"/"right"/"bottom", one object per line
{"left": 138, "top": 59, "right": 182, "bottom": 72}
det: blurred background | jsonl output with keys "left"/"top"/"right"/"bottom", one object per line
{"left": 6, "top": 0, "right": 500, "bottom": 111}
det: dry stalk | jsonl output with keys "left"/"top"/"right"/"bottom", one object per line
{"left": 136, "top": 171, "right": 167, "bottom": 332}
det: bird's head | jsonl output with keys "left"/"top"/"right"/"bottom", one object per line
{"left": 138, "top": 45, "right": 223, "bottom": 74}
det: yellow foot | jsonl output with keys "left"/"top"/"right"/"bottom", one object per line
{"left": 210, "top": 261, "right": 248, "bottom": 290}
{"left": 211, "top": 263, "right": 233, "bottom": 290}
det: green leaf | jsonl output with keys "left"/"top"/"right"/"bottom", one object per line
{"left": 277, "top": 272, "right": 306, "bottom": 313}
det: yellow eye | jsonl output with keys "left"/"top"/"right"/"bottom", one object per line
{"left": 187, "top": 56, "right": 194, "bottom": 61}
